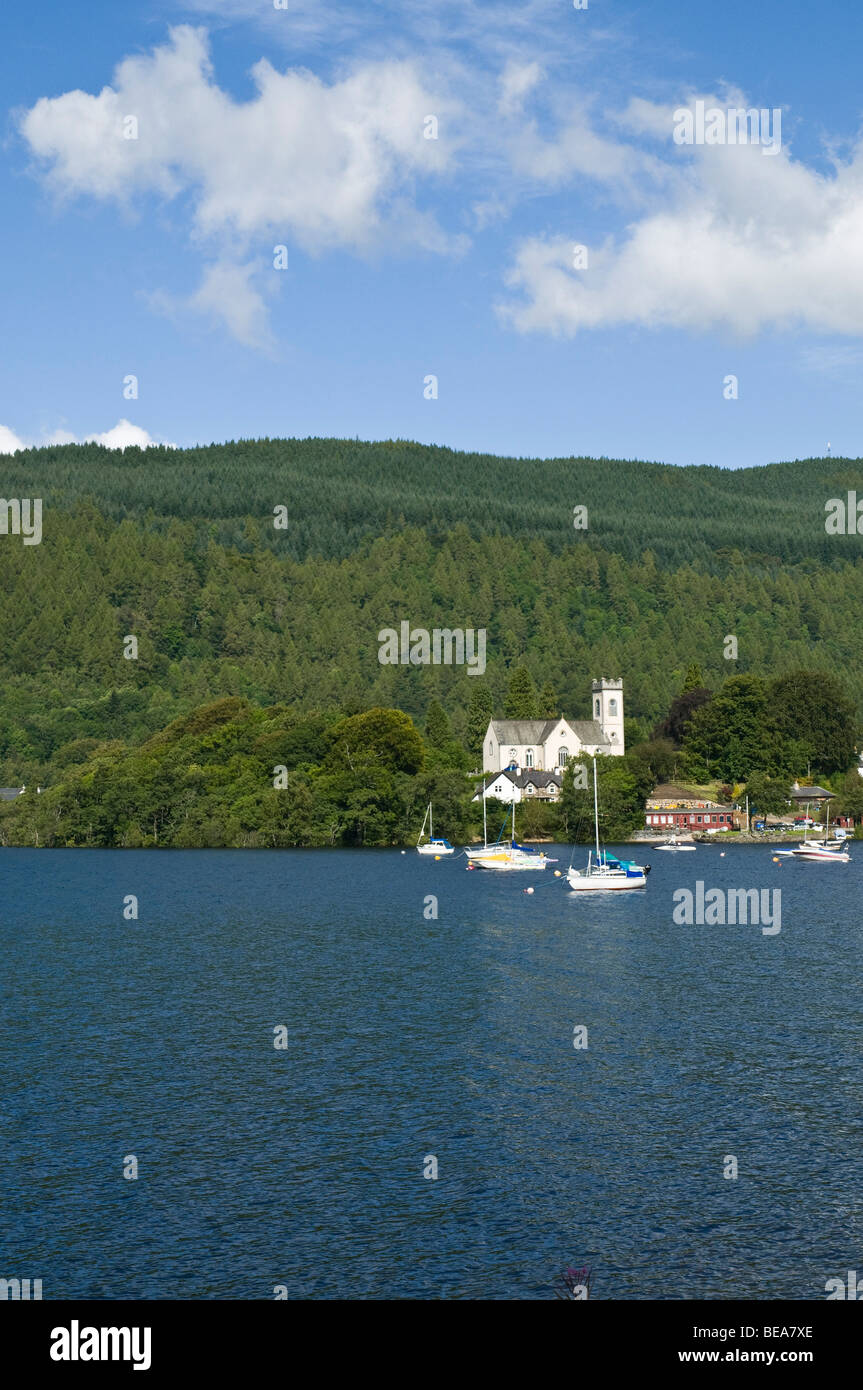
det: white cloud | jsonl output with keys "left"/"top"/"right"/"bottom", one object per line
{"left": 0, "top": 420, "right": 175, "bottom": 453}
{"left": 152, "top": 260, "right": 275, "bottom": 350}
{"left": 0, "top": 424, "right": 27, "bottom": 454}
{"left": 18, "top": 25, "right": 466, "bottom": 346}
{"left": 500, "top": 97, "right": 863, "bottom": 338}
{"left": 498, "top": 61, "right": 543, "bottom": 117}
{"left": 190, "top": 263, "right": 272, "bottom": 349}
{"left": 19, "top": 26, "right": 459, "bottom": 254}
{"left": 84, "top": 419, "right": 175, "bottom": 449}
{"left": 24, "top": 23, "right": 863, "bottom": 349}
{"left": 181, "top": 0, "right": 589, "bottom": 66}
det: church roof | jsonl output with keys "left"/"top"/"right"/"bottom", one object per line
{"left": 490, "top": 718, "right": 608, "bottom": 745}
{"left": 569, "top": 720, "right": 607, "bottom": 743}
{"left": 490, "top": 719, "right": 558, "bottom": 743}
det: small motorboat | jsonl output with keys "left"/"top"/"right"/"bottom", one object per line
{"left": 654, "top": 832, "right": 696, "bottom": 852}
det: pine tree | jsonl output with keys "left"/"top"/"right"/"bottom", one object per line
{"left": 681, "top": 663, "right": 704, "bottom": 694}
{"left": 465, "top": 685, "right": 494, "bottom": 757}
{"left": 425, "top": 700, "right": 450, "bottom": 748}
{"left": 539, "top": 680, "right": 557, "bottom": 717}
{"left": 505, "top": 667, "right": 538, "bottom": 719}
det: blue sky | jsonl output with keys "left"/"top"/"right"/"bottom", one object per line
{"left": 3, "top": 0, "right": 863, "bottom": 467}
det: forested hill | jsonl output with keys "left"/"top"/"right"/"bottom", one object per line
{"left": 3, "top": 436, "right": 862, "bottom": 569}
{"left": 3, "top": 436, "right": 863, "bottom": 790}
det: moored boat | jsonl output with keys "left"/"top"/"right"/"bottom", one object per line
{"left": 472, "top": 802, "right": 550, "bottom": 870}
{"left": 565, "top": 758, "right": 650, "bottom": 891}
{"left": 773, "top": 808, "right": 850, "bottom": 862}
{"left": 416, "top": 802, "right": 455, "bottom": 855}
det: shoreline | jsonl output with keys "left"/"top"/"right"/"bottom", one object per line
{"left": 3, "top": 834, "right": 855, "bottom": 851}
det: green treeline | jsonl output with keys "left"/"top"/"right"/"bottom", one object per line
{"left": 2, "top": 436, "right": 863, "bottom": 834}
{"left": 2, "top": 668, "right": 861, "bottom": 848}
{"left": 2, "top": 501, "right": 863, "bottom": 789}
{"left": 1, "top": 435, "right": 862, "bottom": 569}
{"left": 0, "top": 696, "right": 655, "bottom": 848}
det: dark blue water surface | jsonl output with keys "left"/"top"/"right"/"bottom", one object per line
{"left": 1, "top": 843, "right": 861, "bottom": 1300}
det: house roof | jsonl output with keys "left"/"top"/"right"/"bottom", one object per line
{"left": 513, "top": 770, "right": 562, "bottom": 789}
{"left": 789, "top": 785, "right": 833, "bottom": 801}
{"left": 480, "top": 769, "right": 562, "bottom": 790}
{"left": 0, "top": 787, "right": 23, "bottom": 800}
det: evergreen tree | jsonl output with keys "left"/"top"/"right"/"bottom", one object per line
{"left": 505, "top": 667, "right": 538, "bottom": 719}
{"left": 425, "top": 700, "right": 450, "bottom": 748}
{"left": 539, "top": 680, "right": 558, "bottom": 717}
{"left": 681, "top": 663, "right": 704, "bottom": 694}
{"left": 465, "top": 684, "right": 494, "bottom": 759}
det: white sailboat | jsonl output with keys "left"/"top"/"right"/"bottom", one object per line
{"left": 774, "top": 804, "right": 850, "bottom": 862}
{"left": 566, "top": 758, "right": 650, "bottom": 891}
{"left": 416, "top": 802, "right": 455, "bottom": 856}
{"left": 465, "top": 781, "right": 508, "bottom": 863}
{"left": 466, "top": 793, "right": 550, "bottom": 870}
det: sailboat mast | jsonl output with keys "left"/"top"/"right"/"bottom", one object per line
{"left": 593, "top": 757, "right": 600, "bottom": 860}
{"left": 429, "top": 802, "right": 433, "bottom": 840}
{"left": 483, "top": 782, "right": 487, "bottom": 847}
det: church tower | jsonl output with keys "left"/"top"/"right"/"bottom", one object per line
{"left": 592, "top": 678, "right": 625, "bottom": 755}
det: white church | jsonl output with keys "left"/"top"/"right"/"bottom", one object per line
{"left": 482, "top": 678, "right": 625, "bottom": 777}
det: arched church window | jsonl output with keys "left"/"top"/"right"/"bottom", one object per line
{"left": 558, "top": 746, "right": 569, "bottom": 767}
{"left": 609, "top": 699, "right": 618, "bottom": 716}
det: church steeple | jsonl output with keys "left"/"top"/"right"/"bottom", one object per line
{"left": 592, "top": 678, "right": 624, "bottom": 752}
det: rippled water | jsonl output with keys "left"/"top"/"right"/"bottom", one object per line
{"left": 1, "top": 843, "right": 861, "bottom": 1299}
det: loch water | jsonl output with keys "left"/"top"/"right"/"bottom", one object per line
{"left": 1, "top": 843, "right": 861, "bottom": 1300}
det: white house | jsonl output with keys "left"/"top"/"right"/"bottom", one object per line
{"left": 482, "top": 678, "right": 625, "bottom": 776}
{"left": 472, "top": 768, "right": 563, "bottom": 805}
